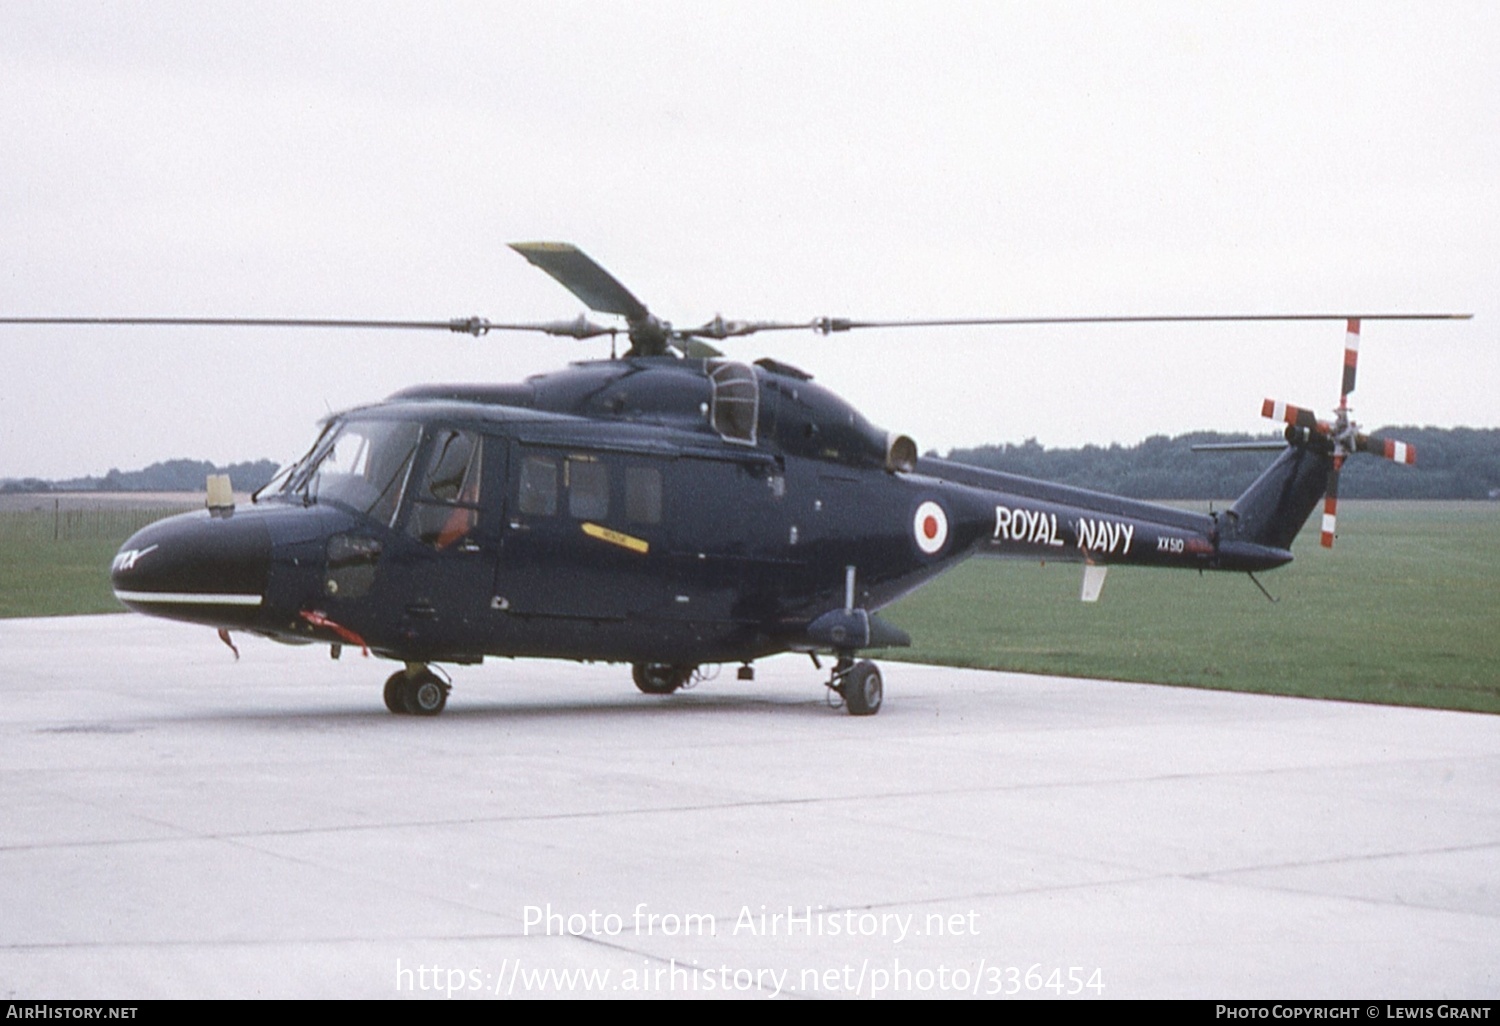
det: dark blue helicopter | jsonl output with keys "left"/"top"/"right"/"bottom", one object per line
{"left": 18, "top": 244, "right": 1466, "bottom": 716}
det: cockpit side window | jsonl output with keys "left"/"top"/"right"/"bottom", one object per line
{"left": 422, "top": 430, "right": 480, "bottom": 504}
{"left": 708, "top": 361, "right": 759, "bottom": 445}
{"left": 406, "top": 429, "right": 484, "bottom": 548}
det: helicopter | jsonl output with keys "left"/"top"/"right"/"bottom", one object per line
{"left": 6, "top": 243, "right": 1470, "bottom": 716}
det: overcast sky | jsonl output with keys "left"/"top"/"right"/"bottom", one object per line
{"left": 1, "top": 1, "right": 1495, "bottom": 481}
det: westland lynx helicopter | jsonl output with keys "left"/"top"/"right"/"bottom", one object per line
{"left": 5, "top": 244, "right": 1469, "bottom": 716}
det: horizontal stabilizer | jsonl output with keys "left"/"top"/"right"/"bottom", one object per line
{"left": 1191, "top": 441, "right": 1288, "bottom": 452}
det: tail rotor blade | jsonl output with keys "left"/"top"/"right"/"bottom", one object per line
{"left": 1321, "top": 456, "right": 1343, "bottom": 548}
{"left": 1356, "top": 433, "right": 1416, "bottom": 464}
{"left": 1262, "top": 398, "right": 1324, "bottom": 432}
{"left": 1341, "top": 318, "right": 1360, "bottom": 401}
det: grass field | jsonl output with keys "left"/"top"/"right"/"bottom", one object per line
{"left": 0, "top": 499, "right": 197, "bottom": 618}
{"left": 879, "top": 501, "right": 1500, "bottom": 714}
{"left": 0, "top": 497, "right": 1495, "bottom": 713}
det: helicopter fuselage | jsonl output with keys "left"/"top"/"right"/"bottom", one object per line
{"left": 109, "top": 356, "right": 1314, "bottom": 669}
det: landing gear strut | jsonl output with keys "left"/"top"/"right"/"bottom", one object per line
{"left": 383, "top": 664, "right": 449, "bottom": 716}
{"left": 633, "top": 662, "right": 695, "bottom": 695}
{"left": 829, "top": 656, "right": 883, "bottom": 716}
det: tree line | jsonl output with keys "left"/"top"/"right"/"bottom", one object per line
{"left": 941, "top": 427, "right": 1500, "bottom": 500}
{"left": 4, "top": 427, "right": 1498, "bottom": 499}
{"left": 1, "top": 458, "right": 281, "bottom": 495}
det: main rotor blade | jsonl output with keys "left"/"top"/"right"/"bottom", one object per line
{"left": 0, "top": 316, "right": 471, "bottom": 330}
{"left": 679, "top": 315, "right": 813, "bottom": 340}
{"left": 672, "top": 337, "right": 725, "bottom": 359}
{"left": 666, "top": 310, "right": 1472, "bottom": 341}
{"left": 509, "top": 242, "right": 651, "bottom": 321}
{"left": 0, "top": 315, "right": 617, "bottom": 339}
{"left": 809, "top": 312, "right": 1471, "bottom": 334}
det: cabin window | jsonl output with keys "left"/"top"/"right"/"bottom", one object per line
{"left": 708, "top": 361, "right": 759, "bottom": 444}
{"left": 625, "top": 466, "right": 662, "bottom": 524}
{"left": 518, "top": 454, "right": 559, "bottom": 516}
{"left": 406, "top": 430, "right": 484, "bottom": 548}
{"left": 567, "top": 456, "right": 609, "bottom": 520}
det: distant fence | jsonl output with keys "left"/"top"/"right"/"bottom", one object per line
{"left": 0, "top": 504, "right": 198, "bottom": 543}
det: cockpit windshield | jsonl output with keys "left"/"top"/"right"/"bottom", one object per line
{"left": 277, "top": 418, "right": 421, "bottom": 525}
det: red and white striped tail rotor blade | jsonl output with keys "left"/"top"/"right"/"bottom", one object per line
{"left": 1340, "top": 318, "right": 1360, "bottom": 402}
{"left": 1321, "top": 457, "right": 1343, "bottom": 548}
{"left": 1356, "top": 433, "right": 1416, "bottom": 464}
{"left": 1261, "top": 398, "right": 1324, "bottom": 432}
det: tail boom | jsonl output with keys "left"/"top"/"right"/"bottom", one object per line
{"left": 918, "top": 452, "right": 1323, "bottom": 577}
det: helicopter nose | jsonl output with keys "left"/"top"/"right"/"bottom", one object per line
{"left": 111, "top": 509, "right": 272, "bottom": 628}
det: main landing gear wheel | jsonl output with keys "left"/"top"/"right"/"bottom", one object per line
{"left": 383, "top": 666, "right": 449, "bottom": 716}
{"left": 382, "top": 671, "right": 407, "bottom": 714}
{"left": 404, "top": 671, "right": 448, "bottom": 716}
{"left": 633, "top": 663, "right": 694, "bottom": 695}
{"left": 840, "top": 659, "right": 883, "bottom": 717}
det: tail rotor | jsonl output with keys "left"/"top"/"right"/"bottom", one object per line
{"left": 1261, "top": 318, "right": 1418, "bottom": 548}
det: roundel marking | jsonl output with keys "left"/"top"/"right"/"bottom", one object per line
{"left": 912, "top": 500, "right": 949, "bottom": 555}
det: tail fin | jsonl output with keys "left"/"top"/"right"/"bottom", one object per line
{"left": 1219, "top": 442, "right": 1333, "bottom": 551}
